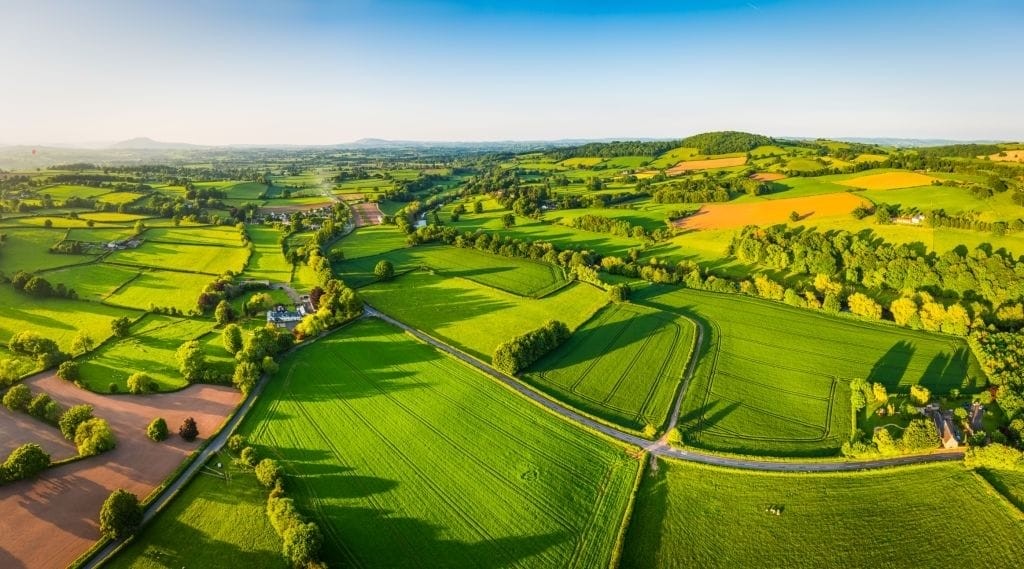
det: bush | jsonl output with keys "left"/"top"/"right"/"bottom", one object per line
{"left": 109, "top": 382, "right": 119, "bottom": 393}
{"left": 222, "top": 324, "right": 243, "bottom": 355}
{"left": 374, "top": 259, "right": 395, "bottom": 281}
{"left": 99, "top": 489, "right": 143, "bottom": 540}
{"left": 255, "top": 458, "right": 283, "bottom": 488}
{"left": 492, "top": 320, "right": 571, "bottom": 375}
{"left": 27, "top": 393, "right": 60, "bottom": 424}
{"left": 59, "top": 404, "right": 94, "bottom": 440}
{"left": 910, "top": 385, "right": 931, "bottom": 406}
{"left": 227, "top": 434, "right": 247, "bottom": 454}
{"left": 1, "top": 443, "right": 50, "bottom": 483}
{"left": 964, "top": 443, "right": 1024, "bottom": 470}
{"left": 127, "top": 372, "right": 153, "bottom": 394}
{"left": 179, "top": 417, "right": 199, "bottom": 441}
{"left": 608, "top": 284, "right": 630, "bottom": 303}
{"left": 282, "top": 522, "right": 323, "bottom": 567}
{"left": 75, "top": 417, "right": 116, "bottom": 456}
{"left": 2, "top": 384, "right": 32, "bottom": 412}
{"left": 111, "top": 317, "right": 132, "bottom": 338}
{"left": 57, "top": 360, "right": 80, "bottom": 381}
{"left": 240, "top": 446, "right": 258, "bottom": 467}
{"left": 147, "top": 417, "right": 168, "bottom": 442}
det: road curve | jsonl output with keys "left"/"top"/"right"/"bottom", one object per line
{"left": 364, "top": 304, "right": 966, "bottom": 473}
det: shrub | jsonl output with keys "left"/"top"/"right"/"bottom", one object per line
{"left": 910, "top": 385, "right": 931, "bottom": 406}
{"left": 240, "top": 446, "right": 258, "bottom": 467}
{"left": 27, "top": 393, "right": 60, "bottom": 423}
{"left": 179, "top": 417, "right": 199, "bottom": 441}
{"left": 99, "top": 489, "right": 143, "bottom": 540}
{"left": 215, "top": 300, "right": 235, "bottom": 326}
{"left": 374, "top": 259, "right": 394, "bottom": 281}
{"left": 232, "top": 361, "right": 261, "bottom": 394}
{"left": 75, "top": 417, "right": 116, "bottom": 456}
{"left": 147, "top": 417, "right": 169, "bottom": 442}
{"left": 222, "top": 324, "right": 243, "bottom": 355}
{"left": 608, "top": 284, "right": 630, "bottom": 303}
{"left": 111, "top": 316, "right": 132, "bottom": 339}
{"left": 59, "top": 404, "right": 94, "bottom": 440}
{"left": 282, "top": 522, "right": 323, "bottom": 567}
{"left": 901, "top": 418, "right": 940, "bottom": 451}
{"left": 109, "top": 382, "right": 119, "bottom": 393}
{"left": 255, "top": 458, "right": 283, "bottom": 488}
{"left": 2, "top": 443, "right": 50, "bottom": 482}
{"left": 127, "top": 372, "right": 153, "bottom": 394}
{"left": 227, "top": 434, "right": 247, "bottom": 454}
{"left": 641, "top": 424, "right": 657, "bottom": 439}
{"left": 492, "top": 320, "right": 571, "bottom": 375}
{"left": 57, "top": 360, "right": 80, "bottom": 381}
{"left": 2, "top": 384, "right": 32, "bottom": 412}
{"left": 964, "top": 443, "right": 1024, "bottom": 470}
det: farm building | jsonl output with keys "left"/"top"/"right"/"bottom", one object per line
{"left": 266, "top": 304, "right": 306, "bottom": 330}
{"left": 894, "top": 213, "right": 925, "bottom": 225}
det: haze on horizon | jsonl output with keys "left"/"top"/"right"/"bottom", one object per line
{"left": 1, "top": 0, "right": 1022, "bottom": 146}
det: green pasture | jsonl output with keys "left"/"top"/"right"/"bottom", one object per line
{"left": 105, "top": 455, "right": 284, "bottom": 569}
{"left": 42, "top": 263, "right": 140, "bottom": 302}
{"left": 144, "top": 226, "right": 245, "bottom": 246}
{"left": 242, "top": 225, "right": 293, "bottom": 283}
{"left": 635, "top": 285, "right": 984, "bottom": 457}
{"left": 620, "top": 459, "right": 1024, "bottom": 569}
{"left": 65, "top": 227, "right": 135, "bottom": 243}
{"left": 524, "top": 302, "right": 695, "bottom": 432}
{"left": 0, "top": 285, "right": 138, "bottom": 354}
{"left": 78, "top": 212, "right": 149, "bottom": 222}
{"left": 240, "top": 318, "right": 641, "bottom": 568}
{"left": 103, "top": 269, "right": 213, "bottom": 312}
{"left": 329, "top": 224, "right": 408, "bottom": 260}
{"left": 107, "top": 241, "right": 249, "bottom": 275}
{"left": 0, "top": 228, "right": 96, "bottom": 273}
{"left": 360, "top": 270, "right": 607, "bottom": 361}
{"left": 336, "top": 243, "right": 568, "bottom": 297}
{"left": 97, "top": 191, "right": 146, "bottom": 205}
{"left": 36, "top": 184, "right": 111, "bottom": 201}
{"left": 649, "top": 147, "right": 699, "bottom": 169}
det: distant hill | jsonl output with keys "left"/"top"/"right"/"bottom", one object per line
{"left": 108, "top": 137, "right": 203, "bottom": 150}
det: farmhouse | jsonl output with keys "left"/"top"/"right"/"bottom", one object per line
{"left": 894, "top": 213, "right": 925, "bottom": 225}
{"left": 266, "top": 304, "right": 306, "bottom": 330}
{"left": 923, "top": 405, "right": 960, "bottom": 449}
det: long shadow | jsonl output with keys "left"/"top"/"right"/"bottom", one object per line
{"left": 919, "top": 348, "right": 974, "bottom": 391}
{"left": 867, "top": 341, "right": 915, "bottom": 390}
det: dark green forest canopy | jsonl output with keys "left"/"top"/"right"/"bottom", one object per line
{"left": 679, "top": 131, "right": 775, "bottom": 154}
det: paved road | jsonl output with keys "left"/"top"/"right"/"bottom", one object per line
{"left": 365, "top": 305, "right": 966, "bottom": 473}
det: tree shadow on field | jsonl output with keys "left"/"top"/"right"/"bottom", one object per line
{"left": 0, "top": 547, "right": 27, "bottom": 569}
{"left": 128, "top": 515, "right": 280, "bottom": 568}
{"left": 535, "top": 310, "right": 676, "bottom": 371}
{"left": 9, "top": 472, "right": 110, "bottom": 540}
{"left": 866, "top": 341, "right": 915, "bottom": 389}
{"left": 919, "top": 348, "right": 972, "bottom": 392}
{"left": 675, "top": 400, "right": 740, "bottom": 435}
{"left": 317, "top": 502, "right": 570, "bottom": 568}
{"left": 618, "top": 458, "right": 668, "bottom": 567}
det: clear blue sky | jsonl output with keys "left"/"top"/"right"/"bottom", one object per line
{"left": 1, "top": 0, "right": 1021, "bottom": 145}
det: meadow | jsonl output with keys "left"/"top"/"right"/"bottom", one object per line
{"left": 634, "top": 285, "right": 984, "bottom": 456}
{"left": 0, "top": 285, "right": 138, "bottom": 354}
{"left": 620, "top": 459, "right": 1024, "bottom": 569}
{"left": 105, "top": 455, "right": 284, "bottom": 569}
{"left": 523, "top": 303, "right": 695, "bottom": 432}
{"left": 36, "top": 184, "right": 112, "bottom": 201}
{"left": 240, "top": 318, "right": 641, "bottom": 569}
{"left": 102, "top": 269, "right": 214, "bottom": 312}
{"left": 42, "top": 262, "right": 140, "bottom": 302}
{"left": 336, "top": 243, "right": 569, "bottom": 297}
{"left": 329, "top": 224, "right": 409, "bottom": 260}
{"left": 108, "top": 241, "right": 249, "bottom": 275}
{"left": 359, "top": 271, "right": 607, "bottom": 361}
{"left": 144, "top": 225, "right": 245, "bottom": 246}
{"left": 0, "top": 227, "right": 97, "bottom": 273}
{"left": 241, "top": 224, "right": 293, "bottom": 283}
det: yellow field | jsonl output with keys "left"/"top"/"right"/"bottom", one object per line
{"left": 837, "top": 171, "right": 935, "bottom": 190}
{"left": 666, "top": 156, "right": 747, "bottom": 175}
{"left": 986, "top": 150, "right": 1024, "bottom": 162}
{"left": 677, "top": 192, "right": 869, "bottom": 230}
{"left": 559, "top": 157, "right": 604, "bottom": 167}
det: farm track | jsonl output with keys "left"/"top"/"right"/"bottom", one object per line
{"left": 365, "top": 305, "right": 966, "bottom": 472}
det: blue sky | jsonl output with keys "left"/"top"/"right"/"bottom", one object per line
{"left": 0, "top": 0, "right": 1021, "bottom": 145}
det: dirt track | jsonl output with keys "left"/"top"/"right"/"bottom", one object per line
{"left": 0, "top": 373, "right": 239, "bottom": 569}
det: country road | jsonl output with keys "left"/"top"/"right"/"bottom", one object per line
{"left": 364, "top": 304, "right": 966, "bottom": 473}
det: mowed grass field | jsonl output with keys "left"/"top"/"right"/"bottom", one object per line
{"left": 524, "top": 303, "right": 695, "bottom": 432}
{"left": 337, "top": 244, "right": 569, "bottom": 297}
{"left": 620, "top": 459, "right": 1024, "bottom": 569}
{"left": 108, "top": 241, "right": 248, "bottom": 275}
{"left": 43, "top": 263, "right": 140, "bottom": 302}
{"left": 635, "top": 285, "right": 984, "bottom": 457}
{"left": 240, "top": 318, "right": 641, "bottom": 569}
{"left": 0, "top": 285, "right": 138, "bottom": 354}
{"left": 360, "top": 271, "right": 607, "bottom": 361}
{"left": 329, "top": 224, "right": 409, "bottom": 260}
{"left": 78, "top": 315, "right": 232, "bottom": 391}
{"left": 242, "top": 225, "right": 293, "bottom": 283}
{"left": 103, "top": 269, "right": 213, "bottom": 312}
{"left": 0, "top": 228, "right": 98, "bottom": 273}
{"left": 107, "top": 455, "right": 284, "bottom": 569}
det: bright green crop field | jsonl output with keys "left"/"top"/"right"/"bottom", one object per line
{"left": 336, "top": 243, "right": 568, "bottom": 297}
{"left": 107, "top": 241, "right": 249, "bottom": 275}
{"left": 106, "top": 455, "right": 284, "bottom": 569}
{"left": 360, "top": 270, "right": 607, "bottom": 361}
{"left": 620, "top": 459, "right": 1024, "bottom": 569}
{"left": 524, "top": 303, "right": 695, "bottom": 433}
{"left": 241, "top": 224, "right": 293, "bottom": 282}
{"left": 103, "top": 269, "right": 213, "bottom": 312}
{"left": 635, "top": 285, "right": 984, "bottom": 457}
{"left": 144, "top": 225, "right": 245, "bottom": 246}
{"left": 42, "top": 263, "right": 140, "bottom": 302}
{"left": 239, "top": 318, "right": 641, "bottom": 568}
{"left": 0, "top": 228, "right": 97, "bottom": 273}
{"left": 0, "top": 285, "right": 138, "bottom": 353}
{"left": 36, "top": 184, "right": 112, "bottom": 201}
{"left": 329, "top": 224, "right": 409, "bottom": 260}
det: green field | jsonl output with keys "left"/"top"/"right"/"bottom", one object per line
{"left": 240, "top": 318, "right": 641, "bottom": 568}
{"left": 105, "top": 455, "right": 284, "bottom": 569}
{"left": 36, "top": 184, "right": 111, "bottom": 201}
{"left": 108, "top": 241, "right": 249, "bottom": 275}
{"left": 78, "top": 315, "right": 218, "bottom": 391}
{"left": 621, "top": 459, "right": 1024, "bottom": 569}
{"left": 635, "top": 285, "right": 984, "bottom": 456}
{"left": 0, "top": 228, "right": 96, "bottom": 273}
{"left": 0, "top": 285, "right": 138, "bottom": 354}
{"left": 336, "top": 243, "right": 569, "bottom": 297}
{"left": 144, "top": 226, "right": 245, "bottom": 246}
{"left": 42, "top": 263, "right": 140, "bottom": 302}
{"left": 360, "top": 271, "right": 607, "bottom": 361}
{"left": 97, "top": 191, "right": 146, "bottom": 205}
{"left": 524, "top": 303, "right": 695, "bottom": 432}
{"left": 242, "top": 225, "right": 293, "bottom": 282}
{"left": 329, "top": 224, "right": 409, "bottom": 260}
{"left": 103, "top": 269, "right": 213, "bottom": 312}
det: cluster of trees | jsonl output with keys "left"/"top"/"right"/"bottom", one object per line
{"left": 8, "top": 331, "right": 68, "bottom": 369}
{"left": 679, "top": 131, "right": 774, "bottom": 155}
{"left": 969, "top": 331, "right": 1024, "bottom": 439}
{"left": 99, "top": 489, "right": 143, "bottom": 540}
{"left": 548, "top": 140, "right": 680, "bottom": 160}
{"left": 55, "top": 404, "right": 116, "bottom": 456}
{"left": 3, "top": 383, "right": 61, "bottom": 424}
{"left": 7, "top": 271, "right": 77, "bottom": 300}
{"left": 493, "top": 320, "right": 571, "bottom": 375}
{"left": 0, "top": 443, "right": 50, "bottom": 486}
{"left": 293, "top": 279, "right": 361, "bottom": 341}
{"left": 229, "top": 325, "right": 295, "bottom": 393}
{"left": 729, "top": 225, "right": 1024, "bottom": 330}
{"left": 569, "top": 214, "right": 667, "bottom": 241}
{"left": 649, "top": 176, "right": 767, "bottom": 203}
